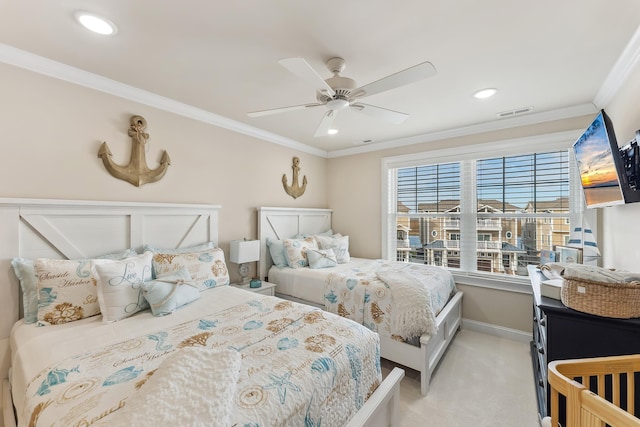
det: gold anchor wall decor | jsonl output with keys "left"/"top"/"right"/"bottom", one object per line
{"left": 98, "top": 115, "right": 171, "bottom": 187}
{"left": 282, "top": 157, "right": 307, "bottom": 199}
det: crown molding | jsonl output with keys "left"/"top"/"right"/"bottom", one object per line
{"left": 594, "top": 25, "right": 640, "bottom": 109}
{"left": 0, "top": 43, "right": 328, "bottom": 158}
{"left": 3, "top": 27, "right": 639, "bottom": 160}
{"left": 381, "top": 129, "right": 584, "bottom": 169}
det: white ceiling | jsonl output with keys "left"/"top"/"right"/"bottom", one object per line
{"left": 2, "top": 1, "right": 640, "bottom": 156}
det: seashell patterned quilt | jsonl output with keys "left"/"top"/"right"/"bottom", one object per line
{"left": 11, "top": 287, "right": 381, "bottom": 427}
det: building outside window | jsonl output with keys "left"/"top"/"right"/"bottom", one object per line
{"left": 386, "top": 147, "right": 579, "bottom": 277}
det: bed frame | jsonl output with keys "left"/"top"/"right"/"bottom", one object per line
{"left": 0, "top": 198, "right": 403, "bottom": 427}
{"left": 257, "top": 206, "right": 463, "bottom": 395}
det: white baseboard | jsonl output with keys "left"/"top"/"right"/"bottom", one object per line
{"left": 462, "top": 318, "right": 532, "bottom": 343}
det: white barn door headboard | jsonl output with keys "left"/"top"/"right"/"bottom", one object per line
{"left": 257, "top": 207, "right": 332, "bottom": 281}
{"left": 0, "top": 198, "right": 220, "bottom": 381}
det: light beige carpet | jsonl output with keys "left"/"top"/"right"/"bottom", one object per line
{"left": 381, "top": 328, "right": 539, "bottom": 427}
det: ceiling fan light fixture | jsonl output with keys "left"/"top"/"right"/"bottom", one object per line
{"left": 326, "top": 98, "right": 350, "bottom": 111}
{"left": 473, "top": 88, "right": 498, "bottom": 99}
{"left": 74, "top": 11, "right": 117, "bottom": 35}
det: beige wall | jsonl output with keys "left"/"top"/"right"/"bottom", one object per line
{"left": 327, "top": 116, "right": 594, "bottom": 333}
{"left": 600, "top": 68, "right": 640, "bottom": 272}
{"left": 5, "top": 57, "right": 639, "bottom": 337}
{"left": 456, "top": 284, "right": 533, "bottom": 332}
{"left": 0, "top": 62, "right": 328, "bottom": 284}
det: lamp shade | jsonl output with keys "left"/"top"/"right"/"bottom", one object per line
{"left": 229, "top": 239, "right": 260, "bottom": 264}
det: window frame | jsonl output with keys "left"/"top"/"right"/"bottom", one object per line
{"left": 381, "top": 129, "right": 595, "bottom": 292}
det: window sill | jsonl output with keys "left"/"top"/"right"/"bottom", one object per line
{"left": 451, "top": 271, "right": 532, "bottom": 294}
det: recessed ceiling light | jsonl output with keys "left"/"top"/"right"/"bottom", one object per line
{"left": 473, "top": 88, "right": 498, "bottom": 99}
{"left": 74, "top": 11, "right": 117, "bottom": 35}
{"left": 327, "top": 129, "right": 339, "bottom": 135}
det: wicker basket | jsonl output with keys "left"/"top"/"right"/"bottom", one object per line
{"left": 561, "top": 277, "right": 640, "bottom": 319}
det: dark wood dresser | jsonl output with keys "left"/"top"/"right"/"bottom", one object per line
{"left": 529, "top": 266, "right": 640, "bottom": 417}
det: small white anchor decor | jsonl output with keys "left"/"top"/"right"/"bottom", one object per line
{"left": 282, "top": 157, "right": 307, "bottom": 199}
{"left": 98, "top": 115, "right": 171, "bottom": 187}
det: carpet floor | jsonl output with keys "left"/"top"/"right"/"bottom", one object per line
{"left": 381, "top": 328, "right": 539, "bottom": 427}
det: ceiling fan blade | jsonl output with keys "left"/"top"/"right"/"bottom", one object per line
{"left": 247, "top": 103, "right": 323, "bottom": 117}
{"left": 351, "top": 103, "right": 409, "bottom": 124}
{"left": 279, "top": 57, "right": 336, "bottom": 97}
{"left": 313, "top": 110, "right": 338, "bottom": 137}
{"left": 351, "top": 61, "right": 436, "bottom": 99}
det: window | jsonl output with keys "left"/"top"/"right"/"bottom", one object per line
{"left": 385, "top": 139, "right": 581, "bottom": 279}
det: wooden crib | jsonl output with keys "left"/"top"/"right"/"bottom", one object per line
{"left": 547, "top": 354, "right": 640, "bottom": 427}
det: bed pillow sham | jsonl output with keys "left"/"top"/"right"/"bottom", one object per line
{"left": 142, "top": 267, "right": 200, "bottom": 316}
{"left": 143, "top": 241, "right": 215, "bottom": 254}
{"left": 151, "top": 247, "right": 230, "bottom": 290}
{"left": 307, "top": 248, "right": 338, "bottom": 269}
{"left": 34, "top": 259, "right": 103, "bottom": 326}
{"left": 266, "top": 238, "right": 288, "bottom": 269}
{"left": 294, "top": 229, "right": 334, "bottom": 239}
{"left": 93, "top": 251, "right": 153, "bottom": 323}
{"left": 14, "top": 248, "right": 137, "bottom": 325}
{"left": 283, "top": 237, "right": 318, "bottom": 268}
{"left": 314, "top": 235, "right": 350, "bottom": 263}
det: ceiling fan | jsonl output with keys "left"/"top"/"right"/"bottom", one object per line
{"left": 247, "top": 57, "right": 436, "bottom": 137}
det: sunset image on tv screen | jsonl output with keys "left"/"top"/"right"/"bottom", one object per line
{"left": 573, "top": 112, "right": 625, "bottom": 207}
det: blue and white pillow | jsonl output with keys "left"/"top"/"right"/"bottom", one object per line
{"left": 266, "top": 238, "right": 288, "bottom": 269}
{"left": 294, "top": 229, "right": 334, "bottom": 239}
{"left": 307, "top": 248, "right": 338, "bottom": 269}
{"left": 283, "top": 237, "right": 318, "bottom": 268}
{"left": 142, "top": 267, "right": 200, "bottom": 316}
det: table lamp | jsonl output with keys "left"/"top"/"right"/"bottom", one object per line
{"left": 229, "top": 239, "right": 260, "bottom": 285}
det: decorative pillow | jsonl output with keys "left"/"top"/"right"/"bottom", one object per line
{"left": 294, "top": 229, "right": 334, "bottom": 239}
{"left": 12, "top": 249, "right": 137, "bottom": 325}
{"left": 142, "top": 267, "right": 200, "bottom": 316}
{"left": 307, "top": 248, "right": 338, "bottom": 269}
{"left": 34, "top": 259, "right": 102, "bottom": 326}
{"left": 283, "top": 237, "right": 318, "bottom": 268}
{"left": 151, "top": 247, "right": 230, "bottom": 291}
{"left": 266, "top": 238, "right": 288, "bottom": 269}
{"left": 93, "top": 252, "right": 153, "bottom": 323}
{"left": 143, "top": 241, "right": 215, "bottom": 254}
{"left": 11, "top": 258, "right": 39, "bottom": 325}
{"left": 314, "top": 235, "right": 350, "bottom": 264}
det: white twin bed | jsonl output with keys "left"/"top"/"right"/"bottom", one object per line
{"left": 0, "top": 199, "right": 403, "bottom": 427}
{"left": 258, "top": 207, "right": 463, "bottom": 396}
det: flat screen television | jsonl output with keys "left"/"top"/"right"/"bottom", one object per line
{"left": 573, "top": 110, "right": 627, "bottom": 208}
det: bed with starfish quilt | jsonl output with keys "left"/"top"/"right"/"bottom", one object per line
{"left": 10, "top": 286, "right": 381, "bottom": 427}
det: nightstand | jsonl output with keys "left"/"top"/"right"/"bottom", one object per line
{"left": 234, "top": 281, "right": 276, "bottom": 296}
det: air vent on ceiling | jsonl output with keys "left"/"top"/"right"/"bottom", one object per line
{"left": 496, "top": 106, "right": 534, "bottom": 119}
{"left": 354, "top": 139, "right": 374, "bottom": 145}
